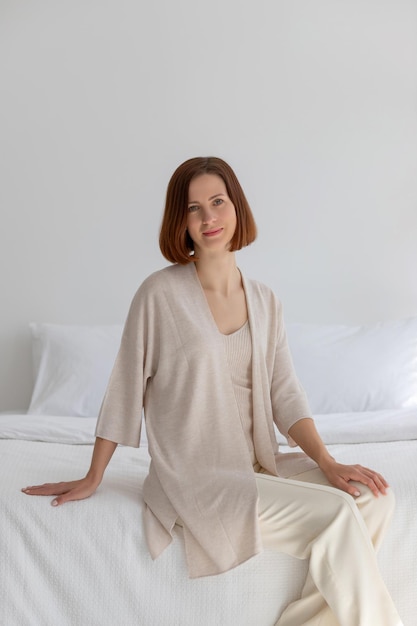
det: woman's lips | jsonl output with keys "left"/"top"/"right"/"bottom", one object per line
{"left": 202, "top": 228, "right": 223, "bottom": 237}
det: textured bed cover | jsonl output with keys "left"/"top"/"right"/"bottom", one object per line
{"left": 0, "top": 411, "right": 416, "bottom": 625}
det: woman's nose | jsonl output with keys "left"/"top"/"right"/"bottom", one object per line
{"left": 201, "top": 207, "right": 216, "bottom": 224}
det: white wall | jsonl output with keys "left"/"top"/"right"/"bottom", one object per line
{"left": 1, "top": 0, "right": 417, "bottom": 411}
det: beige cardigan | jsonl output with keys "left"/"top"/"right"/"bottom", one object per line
{"left": 95, "top": 263, "right": 316, "bottom": 578}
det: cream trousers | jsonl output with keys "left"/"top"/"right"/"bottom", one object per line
{"left": 256, "top": 468, "right": 403, "bottom": 626}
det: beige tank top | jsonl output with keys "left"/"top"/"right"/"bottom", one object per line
{"left": 223, "top": 321, "right": 258, "bottom": 469}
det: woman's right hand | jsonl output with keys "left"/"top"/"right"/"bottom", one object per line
{"left": 21, "top": 437, "right": 117, "bottom": 506}
{"left": 21, "top": 476, "right": 99, "bottom": 506}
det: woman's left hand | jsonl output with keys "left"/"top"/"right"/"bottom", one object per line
{"left": 318, "top": 459, "right": 389, "bottom": 498}
{"left": 287, "top": 419, "right": 389, "bottom": 498}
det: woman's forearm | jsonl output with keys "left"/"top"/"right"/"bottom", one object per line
{"left": 287, "top": 418, "right": 334, "bottom": 469}
{"left": 288, "top": 417, "right": 389, "bottom": 497}
{"left": 86, "top": 437, "right": 118, "bottom": 486}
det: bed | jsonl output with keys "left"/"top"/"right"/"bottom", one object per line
{"left": 1, "top": 318, "right": 416, "bottom": 626}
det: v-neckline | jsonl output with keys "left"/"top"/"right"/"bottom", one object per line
{"left": 188, "top": 262, "right": 250, "bottom": 337}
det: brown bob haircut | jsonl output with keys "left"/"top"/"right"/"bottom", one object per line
{"left": 159, "top": 157, "right": 257, "bottom": 265}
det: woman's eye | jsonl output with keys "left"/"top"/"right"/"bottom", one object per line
{"left": 188, "top": 205, "right": 199, "bottom": 213}
{"left": 213, "top": 198, "right": 224, "bottom": 206}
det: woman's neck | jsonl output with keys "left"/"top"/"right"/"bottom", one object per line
{"left": 194, "top": 253, "right": 241, "bottom": 296}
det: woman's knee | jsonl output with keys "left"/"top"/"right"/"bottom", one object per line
{"left": 354, "top": 481, "right": 395, "bottom": 516}
{"left": 353, "top": 483, "right": 396, "bottom": 549}
{"left": 257, "top": 475, "right": 363, "bottom": 556}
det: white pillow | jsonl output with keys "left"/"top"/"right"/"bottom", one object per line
{"left": 286, "top": 317, "right": 417, "bottom": 414}
{"left": 28, "top": 324, "right": 123, "bottom": 417}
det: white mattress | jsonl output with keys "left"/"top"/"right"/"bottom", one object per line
{"left": 0, "top": 411, "right": 416, "bottom": 626}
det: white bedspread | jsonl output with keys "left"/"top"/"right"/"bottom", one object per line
{"left": 0, "top": 412, "right": 416, "bottom": 626}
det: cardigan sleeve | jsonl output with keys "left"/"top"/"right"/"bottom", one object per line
{"left": 270, "top": 301, "right": 312, "bottom": 445}
{"left": 95, "top": 282, "right": 155, "bottom": 447}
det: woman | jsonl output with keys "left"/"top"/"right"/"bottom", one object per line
{"left": 23, "top": 157, "right": 403, "bottom": 625}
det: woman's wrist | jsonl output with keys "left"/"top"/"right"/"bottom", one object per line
{"left": 317, "top": 453, "right": 336, "bottom": 471}
{"left": 84, "top": 470, "right": 103, "bottom": 488}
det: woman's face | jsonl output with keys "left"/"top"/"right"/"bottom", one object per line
{"left": 186, "top": 174, "right": 237, "bottom": 256}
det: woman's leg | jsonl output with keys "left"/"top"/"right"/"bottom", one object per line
{"left": 292, "top": 467, "right": 395, "bottom": 551}
{"left": 255, "top": 471, "right": 402, "bottom": 626}
{"left": 276, "top": 468, "right": 396, "bottom": 625}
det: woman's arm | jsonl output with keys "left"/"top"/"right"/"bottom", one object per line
{"left": 288, "top": 418, "right": 389, "bottom": 498}
{"left": 21, "top": 436, "right": 117, "bottom": 506}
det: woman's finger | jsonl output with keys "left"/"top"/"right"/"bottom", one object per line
{"left": 360, "top": 466, "right": 389, "bottom": 488}
{"left": 21, "top": 481, "right": 79, "bottom": 496}
{"left": 51, "top": 486, "right": 95, "bottom": 507}
{"left": 22, "top": 478, "right": 98, "bottom": 506}
{"left": 331, "top": 476, "right": 363, "bottom": 498}
{"left": 352, "top": 466, "right": 389, "bottom": 495}
{"left": 323, "top": 463, "right": 389, "bottom": 498}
